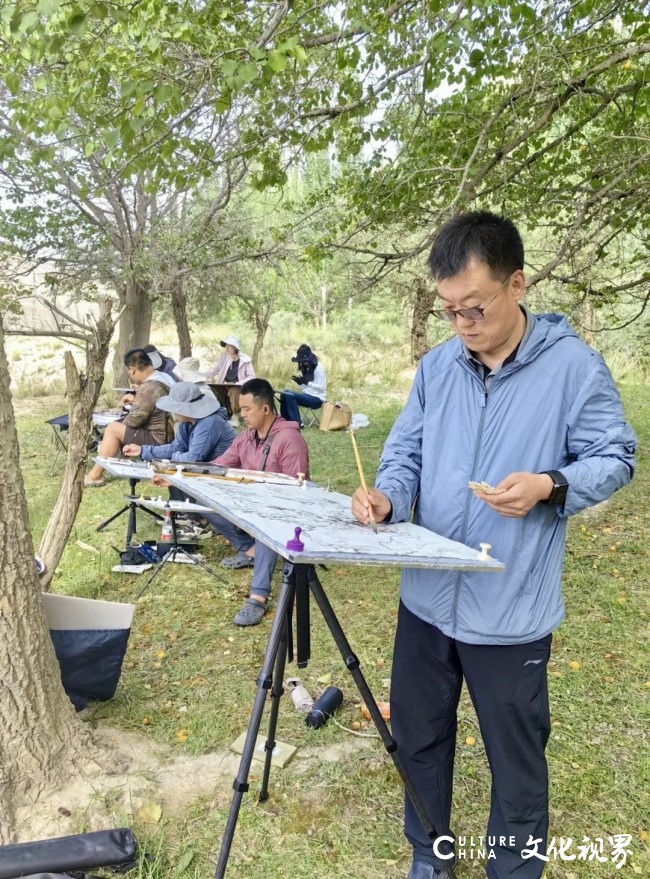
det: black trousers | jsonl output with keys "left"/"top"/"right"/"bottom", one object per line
{"left": 391, "top": 602, "right": 552, "bottom": 878}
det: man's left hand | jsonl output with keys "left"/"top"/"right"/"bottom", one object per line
{"left": 473, "top": 472, "right": 553, "bottom": 518}
{"left": 151, "top": 474, "right": 172, "bottom": 488}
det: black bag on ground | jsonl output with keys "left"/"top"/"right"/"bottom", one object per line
{"left": 0, "top": 828, "right": 137, "bottom": 879}
{"left": 42, "top": 595, "right": 135, "bottom": 712}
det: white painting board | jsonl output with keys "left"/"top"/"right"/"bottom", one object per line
{"left": 128, "top": 495, "right": 215, "bottom": 514}
{"left": 165, "top": 475, "right": 504, "bottom": 572}
{"left": 92, "top": 410, "right": 123, "bottom": 427}
{"left": 95, "top": 456, "right": 155, "bottom": 481}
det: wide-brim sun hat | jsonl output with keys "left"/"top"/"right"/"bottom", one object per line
{"left": 220, "top": 335, "right": 242, "bottom": 351}
{"left": 174, "top": 356, "right": 208, "bottom": 383}
{"left": 156, "top": 381, "right": 221, "bottom": 418}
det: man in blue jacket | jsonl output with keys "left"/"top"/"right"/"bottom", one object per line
{"left": 123, "top": 381, "right": 235, "bottom": 464}
{"left": 352, "top": 212, "right": 636, "bottom": 879}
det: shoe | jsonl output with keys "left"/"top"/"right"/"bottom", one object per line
{"left": 406, "top": 863, "right": 450, "bottom": 879}
{"left": 84, "top": 475, "right": 106, "bottom": 488}
{"left": 220, "top": 550, "right": 255, "bottom": 569}
{"left": 233, "top": 598, "right": 268, "bottom": 627}
{"left": 175, "top": 525, "right": 200, "bottom": 540}
{"left": 189, "top": 523, "right": 213, "bottom": 539}
{"left": 175, "top": 520, "right": 212, "bottom": 539}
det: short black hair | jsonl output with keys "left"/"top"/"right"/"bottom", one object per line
{"left": 240, "top": 378, "right": 277, "bottom": 412}
{"left": 427, "top": 211, "right": 524, "bottom": 281}
{"left": 124, "top": 348, "right": 153, "bottom": 370}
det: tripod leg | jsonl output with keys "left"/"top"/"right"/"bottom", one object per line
{"left": 96, "top": 504, "right": 130, "bottom": 533}
{"left": 213, "top": 565, "right": 296, "bottom": 879}
{"left": 183, "top": 553, "right": 229, "bottom": 586}
{"left": 305, "top": 566, "right": 457, "bottom": 878}
{"left": 258, "top": 568, "right": 294, "bottom": 801}
{"left": 125, "top": 478, "right": 138, "bottom": 543}
{"left": 294, "top": 563, "right": 310, "bottom": 669}
{"left": 133, "top": 552, "right": 168, "bottom": 600}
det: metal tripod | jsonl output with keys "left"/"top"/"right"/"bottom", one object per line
{"left": 213, "top": 561, "right": 456, "bottom": 879}
{"left": 96, "top": 476, "right": 163, "bottom": 547}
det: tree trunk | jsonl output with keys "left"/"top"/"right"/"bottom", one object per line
{"left": 0, "top": 323, "right": 92, "bottom": 842}
{"left": 251, "top": 304, "right": 272, "bottom": 372}
{"left": 410, "top": 276, "right": 436, "bottom": 363}
{"left": 39, "top": 299, "right": 117, "bottom": 589}
{"left": 580, "top": 295, "right": 596, "bottom": 347}
{"left": 170, "top": 274, "right": 192, "bottom": 359}
{"left": 112, "top": 278, "right": 153, "bottom": 384}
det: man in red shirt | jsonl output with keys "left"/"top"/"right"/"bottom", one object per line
{"left": 207, "top": 378, "right": 309, "bottom": 626}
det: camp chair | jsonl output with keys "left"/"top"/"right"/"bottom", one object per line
{"left": 299, "top": 404, "right": 322, "bottom": 428}
{"left": 45, "top": 414, "right": 69, "bottom": 474}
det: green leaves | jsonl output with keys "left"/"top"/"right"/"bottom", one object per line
{"left": 237, "top": 61, "right": 259, "bottom": 84}
{"left": 37, "top": 0, "right": 61, "bottom": 15}
{"left": 267, "top": 50, "right": 287, "bottom": 73}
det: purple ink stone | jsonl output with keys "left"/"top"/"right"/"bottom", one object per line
{"left": 286, "top": 527, "right": 304, "bottom": 552}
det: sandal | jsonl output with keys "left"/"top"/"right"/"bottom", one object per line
{"left": 84, "top": 476, "right": 106, "bottom": 488}
{"left": 233, "top": 598, "right": 268, "bottom": 627}
{"left": 220, "top": 550, "right": 255, "bottom": 569}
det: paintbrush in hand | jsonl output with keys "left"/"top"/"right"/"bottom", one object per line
{"left": 349, "top": 428, "right": 378, "bottom": 533}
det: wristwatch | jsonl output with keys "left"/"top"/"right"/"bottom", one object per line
{"left": 539, "top": 470, "right": 568, "bottom": 506}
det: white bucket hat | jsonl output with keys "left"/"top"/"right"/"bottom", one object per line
{"left": 174, "top": 356, "right": 208, "bottom": 383}
{"left": 220, "top": 335, "right": 242, "bottom": 351}
{"left": 156, "top": 382, "right": 221, "bottom": 419}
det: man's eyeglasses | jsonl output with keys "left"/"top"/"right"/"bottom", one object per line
{"left": 430, "top": 275, "right": 512, "bottom": 323}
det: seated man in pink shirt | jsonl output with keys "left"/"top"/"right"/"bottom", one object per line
{"left": 156, "top": 378, "right": 309, "bottom": 627}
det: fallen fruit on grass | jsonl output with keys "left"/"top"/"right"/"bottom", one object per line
{"left": 465, "top": 736, "right": 476, "bottom": 746}
{"left": 360, "top": 700, "right": 390, "bottom": 721}
{"left": 568, "top": 660, "right": 581, "bottom": 670}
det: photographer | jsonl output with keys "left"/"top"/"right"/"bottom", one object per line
{"left": 279, "top": 344, "right": 327, "bottom": 427}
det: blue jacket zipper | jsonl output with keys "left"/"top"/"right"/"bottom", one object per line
{"left": 451, "top": 362, "right": 489, "bottom": 638}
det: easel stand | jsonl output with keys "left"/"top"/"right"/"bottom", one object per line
{"left": 214, "top": 562, "right": 456, "bottom": 879}
{"left": 96, "top": 477, "right": 163, "bottom": 547}
{"left": 135, "top": 509, "right": 227, "bottom": 600}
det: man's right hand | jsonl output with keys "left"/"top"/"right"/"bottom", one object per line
{"left": 122, "top": 443, "right": 141, "bottom": 457}
{"left": 151, "top": 474, "right": 172, "bottom": 487}
{"left": 351, "top": 486, "right": 392, "bottom": 525}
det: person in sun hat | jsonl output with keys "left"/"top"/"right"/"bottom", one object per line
{"left": 173, "top": 356, "right": 216, "bottom": 397}
{"left": 123, "top": 381, "right": 235, "bottom": 464}
{"left": 205, "top": 334, "right": 256, "bottom": 426}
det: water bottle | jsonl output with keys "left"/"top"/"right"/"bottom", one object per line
{"left": 160, "top": 508, "right": 173, "bottom": 542}
{"left": 305, "top": 687, "right": 343, "bottom": 729}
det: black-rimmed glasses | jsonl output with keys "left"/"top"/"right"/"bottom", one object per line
{"left": 430, "top": 274, "right": 512, "bottom": 323}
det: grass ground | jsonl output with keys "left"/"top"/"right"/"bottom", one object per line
{"left": 16, "top": 382, "right": 650, "bottom": 879}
